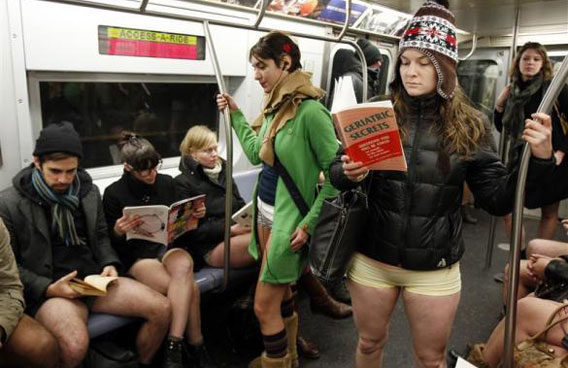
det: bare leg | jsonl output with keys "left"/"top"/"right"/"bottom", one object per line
{"left": 483, "top": 297, "right": 568, "bottom": 367}
{"left": 539, "top": 202, "right": 560, "bottom": 239}
{"left": 35, "top": 298, "right": 90, "bottom": 368}
{"left": 403, "top": 291, "right": 461, "bottom": 368}
{"left": 348, "top": 280, "right": 399, "bottom": 368}
{"left": 502, "top": 261, "right": 536, "bottom": 304}
{"left": 0, "top": 315, "right": 59, "bottom": 368}
{"left": 92, "top": 277, "right": 171, "bottom": 364}
{"left": 527, "top": 238, "right": 568, "bottom": 258}
{"left": 254, "top": 232, "right": 291, "bottom": 335}
{"left": 186, "top": 282, "right": 203, "bottom": 345}
{"left": 205, "top": 233, "right": 255, "bottom": 268}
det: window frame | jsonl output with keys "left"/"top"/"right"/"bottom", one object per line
{"left": 27, "top": 71, "right": 220, "bottom": 180}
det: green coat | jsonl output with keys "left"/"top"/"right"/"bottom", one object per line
{"left": 231, "top": 99, "right": 339, "bottom": 284}
{"left": 0, "top": 218, "right": 24, "bottom": 343}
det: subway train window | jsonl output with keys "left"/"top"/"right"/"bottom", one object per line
{"left": 39, "top": 82, "right": 219, "bottom": 169}
{"left": 457, "top": 60, "right": 499, "bottom": 119}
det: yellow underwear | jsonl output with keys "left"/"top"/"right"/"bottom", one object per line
{"left": 347, "top": 252, "right": 461, "bottom": 296}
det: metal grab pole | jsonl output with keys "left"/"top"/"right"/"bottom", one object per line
{"left": 485, "top": 112, "right": 510, "bottom": 269}
{"left": 202, "top": 21, "right": 233, "bottom": 293}
{"left": 503, "top": 55, "right": 568, "bottom": 368}
{"left": 485, "top": 8, "right": 520, "bottom": 269}
{"left": 458, "top": 33, "right": 478, "bottom": 61}
{"left": 253, "top": 0, "right": 268, "bottom": 29}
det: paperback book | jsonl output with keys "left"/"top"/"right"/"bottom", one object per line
{"left": 331, "top": 76, "right": 407, "bottom": 171}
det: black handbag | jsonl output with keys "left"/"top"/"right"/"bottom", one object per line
{"left": 309, "top": 180, "right": 370, "bottom": 284}
{"left": 535, "top": 279, "right": 568, "bottom": 303}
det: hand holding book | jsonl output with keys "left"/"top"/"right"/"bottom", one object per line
{"left": 331, "top": 76, "right": 407, "bottom": 172}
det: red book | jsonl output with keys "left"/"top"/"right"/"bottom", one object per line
{"left": 331, "top": 76, "right": 406, "bottom": 171}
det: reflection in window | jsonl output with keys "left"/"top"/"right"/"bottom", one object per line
{"left": 39, "top": 82, "right": 219, "bottom": 169}
{"left": 458, "top": 60, "right": 499, "bottom": 119}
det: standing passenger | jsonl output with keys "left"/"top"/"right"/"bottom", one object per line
{"left": 495, "top": 42, "right": 568, "bottom": 241}
{"left": 0, "top": 122, "right": 172, "bottom": 368}
{"left": 103, "top": 132, "right": 212, "bottom": 368}
{"left": 329, "top": 1, "right": 556, "bottom": 367}
{"left": 216, "top": 31, "right": 340, "bottom": 368}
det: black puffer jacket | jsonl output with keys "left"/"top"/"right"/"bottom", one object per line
{"left": 173, "top": 156, "right": 246, "bottom": 260}
{"left": 103, "top": 172, "right": 177, "bottom": 270}
{"left": 330, "top": 94, "right": 555, "bottom": 271}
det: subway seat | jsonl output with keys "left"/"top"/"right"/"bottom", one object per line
{"left": 88, "top": 167, "right": 261, "bottom": 338}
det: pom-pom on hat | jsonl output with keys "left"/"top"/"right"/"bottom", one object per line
{"left": 33, "top": 121, "right": 83, "bottom": 158}
{"left": 399, "top": 0, "right": 458, "bottom": 99}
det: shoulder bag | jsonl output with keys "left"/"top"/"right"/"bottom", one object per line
{"left": 309, "top": 175, "right": 371, "bottom": 284}
{"left": 514, "top": 302, "right": 568, "bottom": 367}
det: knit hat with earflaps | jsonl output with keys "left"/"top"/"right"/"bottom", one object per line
{"left": 398, "top": 0, "right": 458, "bottom": 99}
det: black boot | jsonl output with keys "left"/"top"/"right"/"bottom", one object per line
{"left": 325, "top": 278, "right": 351, "bottom": 305}
{"left": 461, "top": 205, "right": 478, "bottom": 224}
{"left": 186, "top": 343, "right": 214, "bottom": 368}
{"left": 162, "top": 337, "right": 184, "bottom": 368}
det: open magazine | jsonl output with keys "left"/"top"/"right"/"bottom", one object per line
{"left": 123, "top": 194, "right": 206, "bottom": 246}
{"left": 69, "top": 275, "right": 118, "bottom": 296}
{"left": 232, "top": 202, "right": 253, "bottom": 228}
{"left": 331, "top": 76, "right": 407, "bottom": 171}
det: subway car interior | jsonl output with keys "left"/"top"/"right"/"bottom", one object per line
{"left": 0, "top": 0, "right": 567, "bottom": 367}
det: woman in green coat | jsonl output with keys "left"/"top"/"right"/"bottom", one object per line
{"left": 217, "top": 31, "right": 338, "bottom": 368}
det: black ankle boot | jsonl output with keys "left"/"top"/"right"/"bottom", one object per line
{"left": 186, "top": 343, "right": 214, "bottom": 368}
{"left": 162, "top": 337, "right": 184, "bottom": 368}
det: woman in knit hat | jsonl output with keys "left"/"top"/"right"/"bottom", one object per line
{"left": 329, "top": 1, "right": 555, "bottom": 366}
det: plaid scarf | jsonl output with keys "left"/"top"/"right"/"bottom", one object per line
{"left": 503, "top": 74, "right": 544, "bottom": 143}
{"left": 31, "top": 168, "right": 84, "bottom": 246}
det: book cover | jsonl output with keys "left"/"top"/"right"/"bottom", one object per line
{"left": 123, "top": 194, "right": 206, "bottom": 246}
{"left": 331, "top": 76, "right": 407, "bottom": 171}
{"left": 231, "top": 202, "right": 253, "bottom": 228}
{"left": 69, "top": 275, "right": 118, "bottom": 296}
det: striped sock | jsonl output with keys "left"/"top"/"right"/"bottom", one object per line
{"left": 263, "top": 329, "right": 288, "bottom": 358}
{"left": 281, "top": 298, "right": 294, "bottom": 318}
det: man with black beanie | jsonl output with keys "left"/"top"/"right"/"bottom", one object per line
{"left": 0, "top": 122, "right": 172, "bottom": 368}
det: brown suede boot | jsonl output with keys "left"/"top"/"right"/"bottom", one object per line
{"left": 298, "top": 272, "right": 352, "bottom": 319}
{"left": 466, "top": 344, "right": 490, "bottom": 368}
{"left": 284, "top": 313, "right": 299, "bottom": 368}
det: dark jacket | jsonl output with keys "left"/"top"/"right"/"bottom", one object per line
{"left": 0, "top": 166, "right": 120, "bottom": 311}
{"left": 0, "top": 218, "right": 24, "bottom": 343}
{"left": 329, "top": 49, "right": 378, "bottom": 105}
{"left": 495, "top": 83, "right": 568, "bottom": 154}
{"left": 103, "top": 172, "right": 177, "bottom": 270}
{"left": 330, "top": 94, "right": 555, "bottom": 271}
{"left": 173, "top": 156, "right": 246, "bottom": 258}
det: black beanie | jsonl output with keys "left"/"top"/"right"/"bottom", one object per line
{"left": 356, "top": 39, "right": 382, "bottom": 66}
{"left": 33, "top": 121, "right": 83, "bottom": 158}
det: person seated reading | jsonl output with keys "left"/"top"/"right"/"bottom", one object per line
{"left": 0, "top": 122, "right": 171, "bottom": 368}
{"left": 103, "top": 132, "right": 212, "bottom": 368}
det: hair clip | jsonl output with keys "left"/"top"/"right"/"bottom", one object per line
{"left": 283, "top": 43, "right": 292, "bottom": 53}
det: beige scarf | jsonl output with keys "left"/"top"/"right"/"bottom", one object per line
{"left": 252, "top": 70, "right": 325, "bottom": 166}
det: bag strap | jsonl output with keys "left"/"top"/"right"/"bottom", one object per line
{"left": 526, "top": 303, "right": 568, "bottom": 342}
{"left": 273, "top": 152, "right": 310, "bottom": 217}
